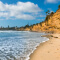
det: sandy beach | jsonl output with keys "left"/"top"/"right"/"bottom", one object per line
{"left": 30, "top": 34, "right": 60, "bottom": 60}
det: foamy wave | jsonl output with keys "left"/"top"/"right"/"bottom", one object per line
{"left": 26, "top": 38, "right": 49, "bottom": 60}
{"left": 0, "top": 31, "right": 48, "bottom": 60}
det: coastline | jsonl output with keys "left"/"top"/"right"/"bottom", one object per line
{"left": 29, "top": 33, "right": 60, "bottom": 60}
{"left": 24, "top": 32, "right": 49, "bottom": 60}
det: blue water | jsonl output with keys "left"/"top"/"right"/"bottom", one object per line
{"left": 0, "top": 31, "right": 49, "bottom": 60}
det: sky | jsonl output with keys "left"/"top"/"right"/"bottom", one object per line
{"left": 0, "top": 0, "right": 60, "bottom": 27}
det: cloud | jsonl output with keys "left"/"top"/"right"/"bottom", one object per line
{"left": 45, "top": 0, "right": 60, "bottom": 3}
{"left": 0, "top": 1, "right": 42, "bottom": 20}
{"left": 40, "top": 15, "right": 46, "bottom": 17}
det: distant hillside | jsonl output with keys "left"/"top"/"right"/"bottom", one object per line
{"left": 18, "top": 9, "right": 60, "bottom": 33}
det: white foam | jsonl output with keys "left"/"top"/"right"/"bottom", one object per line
{"left": 0, "top": 31, "right": 49, "bottom": 60}
{"left": 25, "top": 38, "right": 49, "bottom": 60}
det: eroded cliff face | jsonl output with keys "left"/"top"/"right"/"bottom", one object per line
{"left": 19, "top": 9, "right": 60, "bottom": 33}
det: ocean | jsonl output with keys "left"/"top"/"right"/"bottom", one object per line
{"left": 0, "top": 31, "right": 49, "bottom": 60}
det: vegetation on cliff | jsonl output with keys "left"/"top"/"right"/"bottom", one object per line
{"left": 19, "top": 5, "right": 60, "bottom": 33}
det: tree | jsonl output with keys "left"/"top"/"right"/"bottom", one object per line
{"left": 58, "top": 5, "right": 60, "bottom": 9}
{"left": 51, "top": 12, "right": 54, "bottom": 14}
{"left": 46, "top": 11, "right": 48, "bottom": 15}
{"left": 46, "top": 10, "right": 50, "bottom": 15}
{"left": 25, "top": 24, "right": 29, "bottom": 27}
{"left": 40, "top": 23, "right": 42, "bottom": 26}
{"left": 47, "top": 10, "right": 50, "bottom": 14}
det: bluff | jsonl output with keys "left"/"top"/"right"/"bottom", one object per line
{"left": 19, "top": 9, "right": 60, "bottom": 33}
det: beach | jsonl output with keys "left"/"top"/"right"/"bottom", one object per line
{"left": 29, "top": 33, "right": 60, "bottom": 60}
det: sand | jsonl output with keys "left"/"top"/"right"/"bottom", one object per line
{"left": 29, "top": 34, "right": 60, "bottom": 60}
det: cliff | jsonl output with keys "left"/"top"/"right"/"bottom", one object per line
{"left": 19, "top": 9, "right": 60, "bottom": 33}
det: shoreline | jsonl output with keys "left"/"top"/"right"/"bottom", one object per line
{"left": 18, "top": 31, "right": 49, "bottom": 60}
{"left": 28, "top": 36, "right": 49, "bottom": 60}
{"left": 24, "top": 32, "right": 50, "bottom": 60}
{"left": 29, "top": 33, "right": 60, "bottom": 60}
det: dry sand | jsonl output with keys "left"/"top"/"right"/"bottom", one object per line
{"left": 30, "top": 34, "right": 60, "bottom": 60}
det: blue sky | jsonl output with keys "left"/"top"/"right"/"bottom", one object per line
{"left": 0, "top": 0, "right": 60, "bottom": 27}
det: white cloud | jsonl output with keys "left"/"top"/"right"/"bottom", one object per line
{"left": 0, "top": 1, "right": 42, "bottom": 20}
{"left": 45, "top": 0, "right": 60, "bottom": 3}
{"left": 40, "top": 15, "right": 46, "bottom": 17}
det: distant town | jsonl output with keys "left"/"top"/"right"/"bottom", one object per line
{"left": 0, "top": 24, "right": 30, "bottom": 30}
{"left": 0, "top": 23, "right": 32, "bottom": 30}
{"left": 0, "top": 25, "right": 20, "bottom": 30}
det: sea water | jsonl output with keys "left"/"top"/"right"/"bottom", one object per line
{"left": 0, "top": 31, "right": 49, "bottom": 60}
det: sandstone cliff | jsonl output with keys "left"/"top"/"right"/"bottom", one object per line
{"left": 19, "top": 9, "right": 60, "bottom": 33}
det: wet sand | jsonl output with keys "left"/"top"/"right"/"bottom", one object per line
{"left": 30, "top": 34, "right": 60, "bottom": 60}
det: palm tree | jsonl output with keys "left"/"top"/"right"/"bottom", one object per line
{"left": 46, "top": 10, "right": 50, "bottom": 15}
{"left": 46, "top": 11, "right": 48, "bottom": 15}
